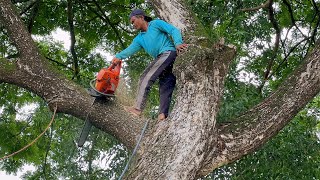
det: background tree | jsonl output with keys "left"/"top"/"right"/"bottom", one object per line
{"left": 0, "top": 0, "right": 320, "bottom": 179}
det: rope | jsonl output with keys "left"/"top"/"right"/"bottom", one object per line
{"left": 118, "top": 118, "right": 150, "bottom": 180}
{"left": 0, "top": 103, "right": 58, "bottom": 161}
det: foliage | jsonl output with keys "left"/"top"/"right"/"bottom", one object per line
{"left": 1, "top": 0, "right": 320, "bottom": 179}
{"left": 206, "top": 107, "right": 320, "bottom": 179}
{"left": 188, "top": 0, "right": 320, "bottom": 179}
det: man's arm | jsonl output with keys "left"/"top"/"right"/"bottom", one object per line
{"left": 115, "top": 38, "right": 142, "bottom": 60}
{"left": 154, "top": 19, "right": 184, "bottom": 47}
{"left": 154, "top": 20, "right": 188, "bottom": 53}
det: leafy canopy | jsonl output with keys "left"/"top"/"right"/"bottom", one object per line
{"left": 1, "top": 0, "right": 320, "bottom": 179}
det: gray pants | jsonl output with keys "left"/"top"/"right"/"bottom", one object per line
{"left": 135, "top": 51, "right": 177, "bottom": 117}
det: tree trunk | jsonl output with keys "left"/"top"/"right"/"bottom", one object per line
{"left": 1, "top": 0, "right": 320, "bottom": 179}
{"left": 125, "top": 43, "right": 236, "bottom": 179}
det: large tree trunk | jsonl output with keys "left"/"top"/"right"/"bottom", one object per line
{"left": 1, "top": 0, "right": 320, "bottom": 179}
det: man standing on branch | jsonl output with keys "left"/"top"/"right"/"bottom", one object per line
{"left": 112, "top": 9, "right": 187, "bottom": 121}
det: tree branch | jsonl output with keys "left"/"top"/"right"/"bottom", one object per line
{"left": 201, "top": 41, "right": 320, "bottom": 175}
{"left": 19, "top": 0, "right": 36, "bottom": 16}
{"left": 282, "top": 0, "right": 295, "bottom": 24}
{"left": 270, "top": 37, "right": 310, "bottom": 78}
{"left": 240, "top": 0, "right": 272, "bottom": 12}
{"left": 282, "top": 0, "right": 308, "bottom": 39}
{"left": 311, "top": 0, "right": 320, "bottom": 44}
{"left": 27, "top": 0, "right": 40, "bottom": 33}
{"left": 67, "top": 0, "right": 80, "bottom": 80}
{"left": 0, "top": 0, "right": 144, "bottom": 149}
{"left": 79, "top": 1, "right": 126, "bottom": 49}
{"left": 45, "top": 56, "right": 73, "bottom": 71}
{"left": 12, "top": 0, "right": 31, "bottom": 3}
{"left": 93, "top": 0, "right": 127, "bottom": 49}
{"left": 0, "top": 0, "right": 44, "bottom": 71}
{"left": 258, "top": 0, "right": 281, "bottom": 92}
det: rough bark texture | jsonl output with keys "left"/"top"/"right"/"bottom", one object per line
{"left": 200, "top": 41, "right": 320, "bottom": 176}
{"left": 1, "top": 0, "right": 320, "bottom": 179}
{"left": 150, "top": 0, "right": 205, "bottom": 39}
{"left": 126, "top": 44, "right": 236, "bottom": 179}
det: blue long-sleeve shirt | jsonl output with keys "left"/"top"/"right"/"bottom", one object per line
{"left": 115, "top": 19, "right": 183, "bottom": 59}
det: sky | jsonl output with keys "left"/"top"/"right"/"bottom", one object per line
{"left": 52, "top": 28, "right": 113, "bottom": 62}
{"left": 0, "top": 165, "right": 34, "bottom": 180}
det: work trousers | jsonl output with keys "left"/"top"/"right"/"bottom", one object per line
{"left": 135, "top": 50, "right": 177, "bottom": 117}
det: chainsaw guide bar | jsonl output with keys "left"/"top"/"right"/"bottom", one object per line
{"left": 77, "top": 61, "right": 122, "bottom": 147}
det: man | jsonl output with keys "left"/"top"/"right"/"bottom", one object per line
{"left": 112, "top": 9, "right": 187, "bottom": 120}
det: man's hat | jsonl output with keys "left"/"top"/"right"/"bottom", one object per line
{"left": 129, "top": 9, "right": 152, "bottom": 22}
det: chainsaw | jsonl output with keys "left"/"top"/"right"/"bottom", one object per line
{"left": 86, "top": 61, "right": 122, "bottom": 97}
{"left": 77, "top": 61, "right": 122, "bottom": 147}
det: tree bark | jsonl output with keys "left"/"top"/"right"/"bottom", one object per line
{"left": 1, "top": 0, "right": 320, "bottom": 179}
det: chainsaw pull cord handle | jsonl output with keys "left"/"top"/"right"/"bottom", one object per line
{"left": 108, "top": 64, "right": 116, "bottom": 71}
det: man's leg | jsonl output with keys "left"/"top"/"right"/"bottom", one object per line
{"left": 134, "top": 51, "right": 177, "bottom": 112}
{"left": 159, "top": 63, "right": 176, "bottom": 119}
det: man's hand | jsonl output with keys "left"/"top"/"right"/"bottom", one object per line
{"left": 176, "top": 44, "right": 188, "bottom": 54}
{"left": 111, "top": 57, "right": 121, "bottom": 65}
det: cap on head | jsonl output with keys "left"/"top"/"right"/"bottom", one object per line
{"left": 129, "top": 9, "right": 146, "bottom": 19}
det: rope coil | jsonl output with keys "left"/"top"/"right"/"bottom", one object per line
{"left": 0, "top": 103, "right": 58, "bottom": 161}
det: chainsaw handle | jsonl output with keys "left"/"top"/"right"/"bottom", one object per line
{"left": 108, "top": 60, "right": 122, "bottom": 70}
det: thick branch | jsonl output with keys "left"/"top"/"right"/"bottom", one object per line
{"left": 0, "top": 0, "right": 42, "bottom": 65}
{"left": 0, "top": 55, "right": 144, "bottom": 148}
{"left": 0, "top": 0, "right": 144, "bottom": 149}
{"left": 199, "top": 41, "right": 320, "bottom": 175}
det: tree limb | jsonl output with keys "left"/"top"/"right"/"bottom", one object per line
{"left": 0, "top": 0, "right": 40, "bottom": 61}
{"left": 270, "top": 37, "right": 310, "bottom": 78}
{"left": 67, "top": 0, "right": 80, "bottom": 80}
{"left": 45, "top": 56, "right": 73, "bottom": 71}
{"left": 26, "top": 0, "right": 39, "bottom": 33}
{"left": 240, "top": 0, "right": 272, "bottom": 12}
{"left": 200, "top": 41, "right": 320, "bottom": 175}
{"left": 311, "top": 0, "right": 320, "bottom": 44}
{"left": 12, "top": 0, "right": 31, "bottom": 3}
{"left": 257, "top": 0, "right": 281, "bottom": 93}
{"left": 79, "top": 0, "right": 126, "bottom": 49}
{"left": 0, "top": 0, "right": 144, "bottom": 149}
{"left": 19, "top": 0, "right": 36, "bottom": 16}
{"left": 282, "top": 0, "right": 308, "bottom": 39}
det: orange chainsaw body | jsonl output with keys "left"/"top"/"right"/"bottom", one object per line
{"left": 95, "top": 61, "right": 122, "bottom": 95}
